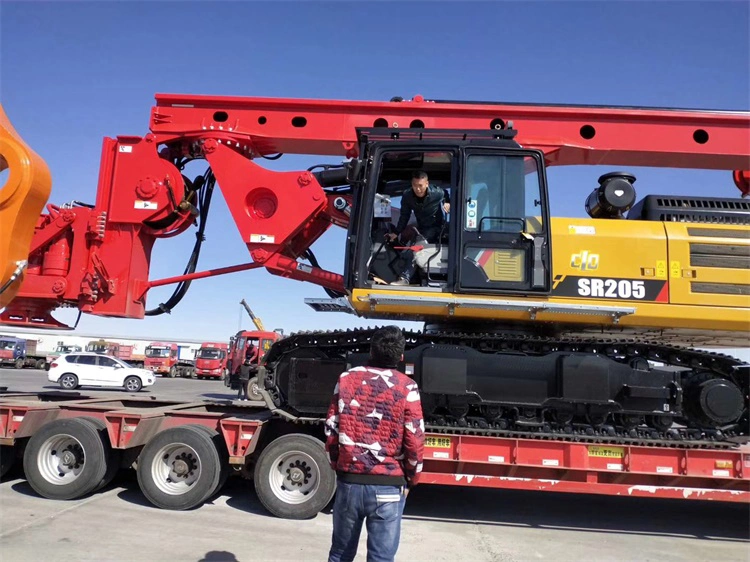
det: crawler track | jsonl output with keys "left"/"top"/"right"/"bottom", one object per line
{"left": 264, "top": 327, "right": 749, "bottom": 449}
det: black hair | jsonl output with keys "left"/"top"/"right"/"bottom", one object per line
{"left": 411, "top": 170, "right": 429, "bottom": 181}
{"left": 369, "top": 325, "right": 406, "bottom": 369}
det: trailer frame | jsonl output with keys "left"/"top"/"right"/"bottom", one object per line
{"left": 0, "top": 391, "right": 747, "bottom": 518}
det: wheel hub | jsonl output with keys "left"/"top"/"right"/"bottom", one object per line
{"left": 39, "top": 436, "right": 85, "bottom": 484}
{"left": 60, "top": 449, "right": 78, "bottom": 467}
{"left": 173, "top": 459, "right": 189, "bottom": 476}
{"left": 285, "top": 459, "right": 312, "bottom": 487}
{"left": 171, "top": 452, "right": 196, "bottom": 478}
{"left": 289, "top": 467, "right": 305, "bottom": 484}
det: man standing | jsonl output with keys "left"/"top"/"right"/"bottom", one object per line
{"left": 325, "top": 326, "right": 425, "bottom": 562}
{"left": 386, "top": 170, "right": 450, "bottom": 285}
{"left": 237, "top": 342, "right": 258, "bottom": 401}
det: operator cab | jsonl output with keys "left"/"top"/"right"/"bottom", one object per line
{"left": 366, "top": 150, "right": 453, "bottom": 287}
{"left": 344, "top": 127, "right": 552, "bottom": 298}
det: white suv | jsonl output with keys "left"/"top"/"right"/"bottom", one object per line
{"left": 48, "top": 352, "right": 155, "bottom": 392}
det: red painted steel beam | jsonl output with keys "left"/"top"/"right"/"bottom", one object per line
{"left": 144, "top": 261, "right": 263, "bottom": 290}
{"left": 151, "top": 93, "right": 750, "bottom": 171}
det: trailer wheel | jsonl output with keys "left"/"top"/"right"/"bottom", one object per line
{"left": 23, "top": 418, "right": 109, "bottom": 500}
{"left": 35, "top": 359, "right": 46, "bottom": 370}
{"left": 248, "top": 377, "right": 263, "bottom": 401}
{"left": 253, "top": 434, "right": 336, "bottom": 520}
{"left": 137, "top": 425, "right": 223, "bottom": 510}
{"left": 1, "top": 445, "right": 15, "bottom": 479}
{"left": 124, "top": 376, "right": 142, "bottom": 393}
{"left": 190, "top": 425, "right": 230, "bottom": 499}
{"left": 77, "top": 417, "right": 121, "bottom": 490}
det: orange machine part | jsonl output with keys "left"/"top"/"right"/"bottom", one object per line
{"left": 0, "top": 103, "right": 52, "bottom": 309}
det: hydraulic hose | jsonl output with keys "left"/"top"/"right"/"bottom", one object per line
{"left": 145, "top": 168, "right": 215, "bottom": 315}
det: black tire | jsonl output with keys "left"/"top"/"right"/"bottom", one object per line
{"left": 247, "top": 377, "right": 263, "bottom": 401}
{"left": 15, "top": 358, "right": 23, "bottom": 369}
{"left": 136, "top": 425, "right": 223, "bottom": 510}
{"left": 77, "top": 417, "right": 121, "bottom": 490}
{"left": 168, "top": 366, "right": 176, "bottom": 378}
{"left": 35, "top": 359, "right": 46, "bottom": 370}
{"left": 124, "top": 376, "right": 142, "bottom": 393}
{"left": 253, "top": 434, "right": 336, "bottom": 520}
{"left": 1, "top": 445, "right": 15, "bottom": 479}
{"left": 59, "top": 373, "right": 78, "bottom": 390}
{"left": 190, "top": 425, "right": 230, "bottom": 500}
{"left": 22, "top": 418, "right": 108, "bottom": 500}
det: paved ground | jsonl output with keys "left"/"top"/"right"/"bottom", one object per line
{"left": 1, "top": 367, "right": 748, "bottom": 562}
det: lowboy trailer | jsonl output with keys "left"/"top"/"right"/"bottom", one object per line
{"left": 0, "top": 390, "right": 747, "bottom": 519}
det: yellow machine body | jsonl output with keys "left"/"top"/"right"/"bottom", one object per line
{"left": 350, "top": 217, "right": 750, "bottom": 347}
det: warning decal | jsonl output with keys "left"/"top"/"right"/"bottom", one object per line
{"left": 588, "top": 446, "right": 624, "bottom": 458}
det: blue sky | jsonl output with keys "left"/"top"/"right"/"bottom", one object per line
{"left": 1, "top": 1, "right": 748, "bottom": 348}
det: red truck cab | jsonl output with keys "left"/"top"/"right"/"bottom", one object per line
{"left": 225, "top": 330, "right": 282, "bottom": 397}
{"left": 194, "top": 342, "right": 229, "bottom": 379}
{"left": 144, "top": 342, "right": 195, "bottom": 378}
{"left": 144, "top": 342, "right": 178, "bottom": 376}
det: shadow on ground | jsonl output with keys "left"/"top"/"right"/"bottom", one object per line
{"left": 198, "top": 552, "right": 239, "bottom": 562}
{"left": 400, "top": 484, "right": 750, "bottom": 542}
{"left": 121, "top": 474, "right": 750, "bottom": 541}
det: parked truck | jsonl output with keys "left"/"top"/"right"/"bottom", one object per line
{"left": 0, "top": 336, "right": 47, "bottom": 369}
{"left": 194, "top": 342, "right": 230, "bottom": 380}
{"left": 224, "top": 330, "right": 282, "bottom": 400}
{"left": 144, "top": 342, "right": 195, "bottom": 378}
{"left": 44, "top": 341, "right": 84, "bottom": 370}
{"left": 84, "top": 339, "right": 143, "bottom": 367}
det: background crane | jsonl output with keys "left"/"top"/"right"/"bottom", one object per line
{"left": 240, "top": 299, "right": 265, "bottom": 332}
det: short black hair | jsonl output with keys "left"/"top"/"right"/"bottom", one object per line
{"left": 411, "top": 170, "right": 429, "bottom": 181}
{"left": 369, "top": 326, "right": 406, "bottom": 369}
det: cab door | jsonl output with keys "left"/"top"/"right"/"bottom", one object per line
{"left": 457, "top": 149, "right": 551, "bottom": 294}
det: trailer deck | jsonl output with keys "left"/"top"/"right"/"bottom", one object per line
{"left": 1, "top": 391, "right": 747, "bottom": 515}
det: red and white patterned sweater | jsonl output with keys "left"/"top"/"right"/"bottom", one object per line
{"left": 324, "top": 365, "right": 425, "bottom": 488}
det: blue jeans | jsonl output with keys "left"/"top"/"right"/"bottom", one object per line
{"left": 328, "top": 481, "right": 407, "bottom": 562}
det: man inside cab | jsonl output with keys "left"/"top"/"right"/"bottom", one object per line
{"left": 385, "top": 170, "right": 450, "bottom": 286}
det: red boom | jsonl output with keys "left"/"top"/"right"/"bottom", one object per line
{"left": 2, "top": 94, "right": 749, "bottom": 328}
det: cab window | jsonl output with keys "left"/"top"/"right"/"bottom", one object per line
{"left": 464, "top": 154, "right": 543, "bottom": 233}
